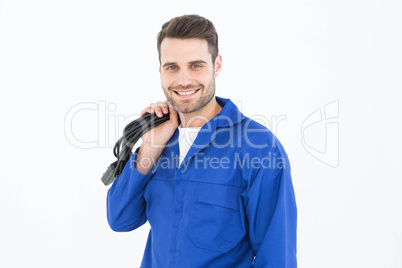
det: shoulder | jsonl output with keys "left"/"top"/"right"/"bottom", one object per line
{"left": 236, "top": 117, "right": 292, "bottom": 187}
{"left": 233, "top": 116, "right": 290, "bottom": 171}
{"left": 239, "top": 117, "right": 285, "bottom": 150}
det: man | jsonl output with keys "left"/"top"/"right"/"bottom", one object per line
{"left": 107, "top": 14, "right": 297, "bottom": 267}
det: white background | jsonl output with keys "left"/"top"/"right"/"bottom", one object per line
{"left": 0, "top": 0, "right": 401, "bottom": 267}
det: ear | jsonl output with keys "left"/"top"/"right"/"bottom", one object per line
{"left": 214, "top": 54, "right": 222, "bottom": 78}
{"left": 159, "top": 65, "right": 161, "bottom": 73}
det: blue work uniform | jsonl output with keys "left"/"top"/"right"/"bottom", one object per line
{"left": 107, "top": 96, "right": 297, "bottom": 267}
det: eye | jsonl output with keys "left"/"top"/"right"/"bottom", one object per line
{"left": 167, "top": 66, "right": 177, "bottom": 71}
{"left": 192, "top": 64, "right": 201, "bottom": 69}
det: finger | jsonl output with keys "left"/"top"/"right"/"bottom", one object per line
{"left": 140, "top": 107, "right": 152, "bottom": 117}
{"left": 150, "top": 103, "right": 163, "bottom": 117}
{"left": 156, "top": 101, "right": 169, "bottom": 114}
{"left": 166, "top": 101, "right": 178, "bottom": 122}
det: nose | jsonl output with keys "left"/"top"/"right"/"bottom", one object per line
{"left": 177, "top": 69, "right": 193, "bottom": 88}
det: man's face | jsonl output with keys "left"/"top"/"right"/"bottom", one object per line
{"left": 159, "top": 37, "right": 221, "bottom": 114}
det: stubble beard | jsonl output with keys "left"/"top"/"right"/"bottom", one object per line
{"left": 163, "top": 77, "right": 216, "bottom": 115}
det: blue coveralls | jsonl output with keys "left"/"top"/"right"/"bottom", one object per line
{"left": 107, "top": 96, "right": 297, "bottom": 267}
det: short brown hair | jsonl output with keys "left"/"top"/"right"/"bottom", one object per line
{"left": 157, "top": 14, "right": 219, "bottom": 63}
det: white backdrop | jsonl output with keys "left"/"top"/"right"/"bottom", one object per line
{"left": 0, "top": 0, "right": 401, "bottom": 267}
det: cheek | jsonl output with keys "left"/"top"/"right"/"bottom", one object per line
{"left": 161, "top": 70, "right": 209, "bottom": 87}
{"left": 192, "top": 72, "right": 210, "bottom": 84}
{"left": 160, "top": 73, "right": 173, "bottom": 88}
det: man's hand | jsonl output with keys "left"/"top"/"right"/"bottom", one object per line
{"left": 135, "top": 100, "right": 179, "bottom": 174}
{"left": 140, "top": 100, "right": 179, "bottom": 146}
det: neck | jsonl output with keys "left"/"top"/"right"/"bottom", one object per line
{"left": 178, "top": 97, "right": 222, "bottom": 128}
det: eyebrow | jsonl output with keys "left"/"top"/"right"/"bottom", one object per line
{"left": 162, "top": 60, "right": 207, "bottom": 68}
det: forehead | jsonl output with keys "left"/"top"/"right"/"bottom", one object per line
{"left": 160, "top": 37, "right": 211, "bottom": 64}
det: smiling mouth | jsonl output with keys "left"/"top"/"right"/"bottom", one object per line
{"left": 174, "top": 88, "right": 200, "bottom": 96}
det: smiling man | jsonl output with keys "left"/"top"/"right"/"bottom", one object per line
{"left": 106, "top": 14, "right": 297, "bottom": 267}
{"left": 160, "top": 37, "right": 221, "bottom": 117}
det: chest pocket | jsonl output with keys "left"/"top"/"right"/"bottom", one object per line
{"left": 189, "top": 183, "right": 244, "bottom": 253}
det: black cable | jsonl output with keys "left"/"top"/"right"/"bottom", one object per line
{"left": 101, "top": 111, "right": 170, "bottom": 186}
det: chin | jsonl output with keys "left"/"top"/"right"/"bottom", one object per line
{"left": 175, "top": 104, "right": 196, "bottom": 114}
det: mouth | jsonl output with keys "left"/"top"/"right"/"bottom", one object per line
{"left": 173, "top": 88, "right": 200, "bottom": 97}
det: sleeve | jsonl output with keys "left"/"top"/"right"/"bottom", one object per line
{"left": 243, "top": 146, "right": 297, "bottom": 267}
{"left": 106, "top": 147, "right": 155, "bottom": 232}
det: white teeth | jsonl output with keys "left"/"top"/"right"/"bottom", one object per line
{"left": 177, "top": 90, "right": 197, "bottom": 96}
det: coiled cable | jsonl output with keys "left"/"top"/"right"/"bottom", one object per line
{"left": 101, "top": 111, "right": 170, "bottom": 185}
